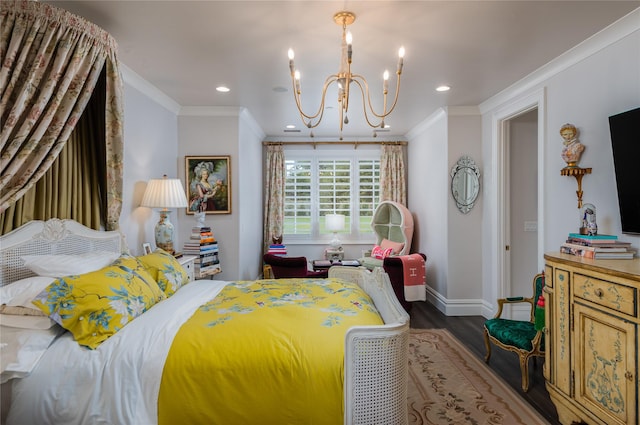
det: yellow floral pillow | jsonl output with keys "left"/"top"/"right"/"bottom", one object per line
{"left": 136, "top": 249, "right": 189, "bottom": 297}
{"left": 32, "top": 255, "right": 166, "bottom": 349}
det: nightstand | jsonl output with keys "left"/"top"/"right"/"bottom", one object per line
{"left": 177, "top": 255, "right": 197, "bottom": 283}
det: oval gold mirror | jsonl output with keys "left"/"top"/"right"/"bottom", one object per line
{"left": 450, "top": 156, "right": 481, "bottom": 214}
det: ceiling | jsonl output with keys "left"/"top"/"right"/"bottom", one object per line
{"left": 46, "top": 1, "right": 639, "bottom": 139}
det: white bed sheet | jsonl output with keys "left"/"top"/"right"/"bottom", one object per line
{"left": 6, "top": 280, "right": 228, "bottom": 425}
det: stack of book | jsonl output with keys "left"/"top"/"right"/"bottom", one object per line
{"left": 560, "top": 233, "right": 635, "bottom": 259}
{"left": 183, "top": 227, "right": 221, "bottom": 275}
{"left": 267, "top": 244, "right": 287, "bottom": 256}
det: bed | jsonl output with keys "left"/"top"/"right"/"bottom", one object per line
{"left": 0, "top": 219, "right": 409, "bottom": 425}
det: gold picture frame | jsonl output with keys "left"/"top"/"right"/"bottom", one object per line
{"left": 185, "top": 156, "right": 231, "bottom": 214}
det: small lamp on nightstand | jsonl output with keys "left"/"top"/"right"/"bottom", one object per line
{"left": 325, "top": 213, "right": 345, "bottom": 261}
{"left": 141, "top": 175, "right": 188, "bottom": 254}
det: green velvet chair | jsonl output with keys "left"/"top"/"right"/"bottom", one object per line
{"left": 483, "top": 273, "right": 545, "bottom": 392}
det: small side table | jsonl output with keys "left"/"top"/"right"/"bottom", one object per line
{"left": 177, "top": 255, "right": 197, "bottom": 283}
{"left": 312, "top": 259, "right": 360, "bottom": 271}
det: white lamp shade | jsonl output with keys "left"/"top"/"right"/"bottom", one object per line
{"left": 325, "top": 214, "right": 346, "bottom": 232}
{"left": 141, "top": 176, "right": 188, "bottom": 209}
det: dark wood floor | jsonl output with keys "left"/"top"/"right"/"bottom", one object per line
{"left": 410, "top": 300, "right": 560, "bottom": 425}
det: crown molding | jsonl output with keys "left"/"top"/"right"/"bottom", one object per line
{"left": 479, "top": 8, "right": 640, "bottom": 114}
{"left": 239, "top": 108, "right": 266, "bottom": 140}
{"left": 405, "top": 107, "right": 447, "bottom": 140}
{"left": 119, "top": 63, "right": 181, "bottom": 114}
{"left": 178, "top": 106, "right": 243, "bottom": 117}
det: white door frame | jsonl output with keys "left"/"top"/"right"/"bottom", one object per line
{"left": 490, "top": 88, "right": 546, "bottom": 299}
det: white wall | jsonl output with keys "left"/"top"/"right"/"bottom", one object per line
{"left": 446, "top": 110, "right": 482, "bottom": 305}
{"left": 119, "top": 71, "right": 180, "bottom": 256}
{"left": 176, "top": 109, "right": 239, "bottom": 281}
{"left": 479, "top": 12, "right": 639, "bottom": 317}
{"left": 406, "top": 110, "right": 449, "bottom": 310}
{"left": 238, "top": 109, "right": 266, "bottom": 279}
{"left": 174, "top": 107, "right": 264, "bottom": 280}
{"left": 407, "top": 108, "right": 483, "bottom": 315}
{"left": 542, "top": 30, "right": 640, "bottom": 250}
{"left": 408, "top": 11, "right": 639, "bottom": 317}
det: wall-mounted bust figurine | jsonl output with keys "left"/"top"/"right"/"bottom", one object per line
{"left": 560, "top": 123, "right": 585, "bottom": 168}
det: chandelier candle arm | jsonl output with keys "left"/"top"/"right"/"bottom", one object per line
{"left": 287, "top": 10, "right": 404, "bottom": 135}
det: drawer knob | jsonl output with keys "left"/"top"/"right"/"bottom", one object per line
{"left": 625, "top": 371, "right": 633, "bottom": 381}
{"left": 594, "top": 288, "right": 604, "bottom": 297}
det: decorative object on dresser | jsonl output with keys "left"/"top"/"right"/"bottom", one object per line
{"left": 483, "top": 273, "right": 546, "bottom": 392}
{"left": 185, "top": 156, "right": 231, "bottom": 214}
{"left": 140, "top": 175, "right": 189, "bottom": 254}
{"left": 544, "top": 252, "right": 640, "bottom": 425}
{"left": 579, "top": 202, "right": 597, "bottom": 235}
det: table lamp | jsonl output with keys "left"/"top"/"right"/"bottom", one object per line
{"left": 325, "top": 213, "right": 346, "bottom": 249}
{"left": 140, "top": 175, "right": 188, "bottom": 254}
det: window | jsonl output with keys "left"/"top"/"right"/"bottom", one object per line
{"left": 284, "top": 149, "right": 380, "bottom": 242}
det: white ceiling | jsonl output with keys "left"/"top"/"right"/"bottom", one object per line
{"left": 46, "top": 1, "right": 639, "bottom": 139}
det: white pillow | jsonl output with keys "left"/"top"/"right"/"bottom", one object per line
{"left": 0, "top": 314, "right": 55, "bottom": 330}
{"left": 0, "top": 325, "right": 64, "bottom": 383}
{"left": 20, "top": 251, "right": 120, "bottom": 278}
{"left": 0, "top": 276, "right": 55, "bottom": 308}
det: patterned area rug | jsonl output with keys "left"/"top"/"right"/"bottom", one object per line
{"left": 408, "top": 329, "right": 550, "bottom": 424}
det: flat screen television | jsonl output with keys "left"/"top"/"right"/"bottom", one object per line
{"left": 608, "top": 107, "right": 640, "bottom": 235}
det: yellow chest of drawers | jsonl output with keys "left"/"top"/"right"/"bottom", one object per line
{"left": 544, "top": 253, "right": 640, "bottom": 425}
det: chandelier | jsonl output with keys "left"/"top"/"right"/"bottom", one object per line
{"left": 287, "top": 11, "right": 404, "bottom": 138}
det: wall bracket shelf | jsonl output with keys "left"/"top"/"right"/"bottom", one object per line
{"left": 561, "top": 166, "right": 591, "bottom": 208}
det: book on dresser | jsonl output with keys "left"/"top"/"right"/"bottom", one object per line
{"left": 562, "top": 233, "right": 636, "bottom": 259}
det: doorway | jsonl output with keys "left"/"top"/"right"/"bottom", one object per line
{"left": 507, "top": 110, "right": 539, "bottom": 310}
{"left": 490, "top": 88, "right": 545, "bottom": 319}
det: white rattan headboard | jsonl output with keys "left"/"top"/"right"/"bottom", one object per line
{"left": 0, "top": 219, "right": 127, "bottom": 286}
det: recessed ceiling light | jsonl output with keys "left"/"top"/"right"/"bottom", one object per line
{"left": 216, "top": 86, "right": 230, "bottom": 93}
{"left": 436, "top": 85, "right": 450, "bottom": 92}
{"left": 286, "top": 125, "right": 296, "bottom": 129}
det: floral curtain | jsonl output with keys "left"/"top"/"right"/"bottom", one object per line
{"left": 0, "top": 1, "right": 124, "bottom": 230}
{"left": 380, "top": 144, "right": 407, "bottom": 205}
{"left": 263, "top": 145, "right": 285, "bottom": 253}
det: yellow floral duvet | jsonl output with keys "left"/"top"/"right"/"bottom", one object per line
{"left": 158, "top": 277, "right": 383, "bottom": 425}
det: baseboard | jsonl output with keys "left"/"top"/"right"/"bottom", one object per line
{"left": 426, "top": 287, "right": 533, "bottom": 320}
{"left": 425, "top": 287, "right": 485, "bottom": 316}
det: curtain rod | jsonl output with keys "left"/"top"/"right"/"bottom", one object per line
{"left": 262, "top": 140, "right": 407, "bottom": 149}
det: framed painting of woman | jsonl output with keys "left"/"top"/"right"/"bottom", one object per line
{"left": 185, "top": 156, "right": 231, "bottom": 214}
